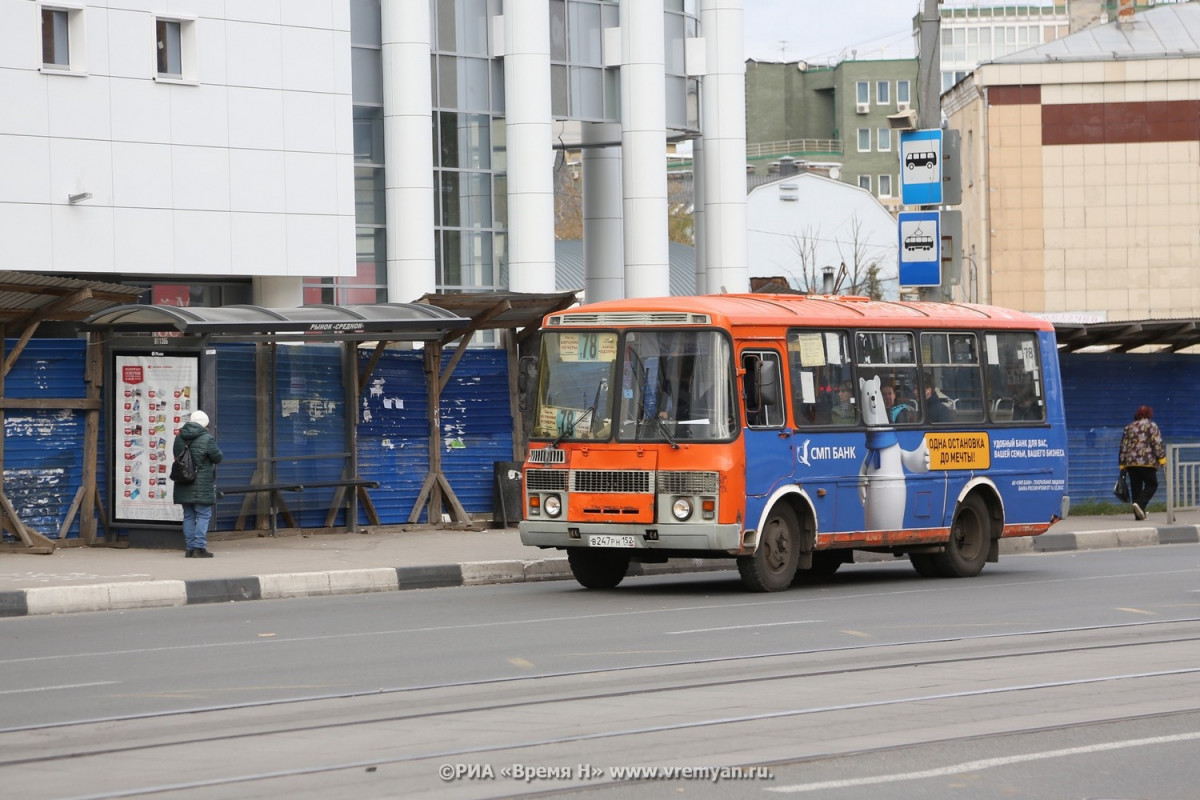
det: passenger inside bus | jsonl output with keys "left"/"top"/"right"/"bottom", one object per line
{"left": 831, "top": 380, "right": 856, "bottom": 425}
{"left": 924, "top": 372, "right": 953, "bottom": 423}
{"left": 881, "top": 381, "right": 915, "bottom": 423}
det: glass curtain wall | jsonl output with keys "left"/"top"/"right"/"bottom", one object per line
{"left": 322, "top": 0, "right": 700, "bottom": 307}
{"left": 305, "top": 0, "right": 388, "bottom": 304}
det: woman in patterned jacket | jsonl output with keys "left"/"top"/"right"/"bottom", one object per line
{"left": 1118, "top": 405, "right": 1166, "bottom": 521}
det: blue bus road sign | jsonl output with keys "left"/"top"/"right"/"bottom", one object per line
{"left": 900, "top": 129, "right": 943, "bottom": 205}
{"left": 898, "top": 211, "right": 941, "bottom": 287}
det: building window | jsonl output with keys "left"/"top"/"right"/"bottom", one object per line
{"left": 877, "top": 128, "right": 891, "bottom": 152}
{"left": 858, "top": 175, "right": 871, "bottom": 192}
{"left": 856, "top": 81, "right": 868, "bottom": 105}
{"left": 897, "top": 80, "right": 911, "bottom": 105}
{"left": 878, "top": 174, "right": 892, "bottom": 197}
{"left": 156, "top": 20, "right": 181, "bottom": 76}
{"left": 876, "top": 80, "right": 889, "bottom": 105}
{"left": 154, "top": 17, "right": 196, "bottom": 82}
{"left": 40, "top": 4, "right": 84, "bottom": 72}
{"left": 857, "top": 128, "right": 870, "bottom": 152}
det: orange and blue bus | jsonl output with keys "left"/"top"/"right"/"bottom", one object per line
{"left": 518, "top": 294, "right": 1069, "bottom": 592}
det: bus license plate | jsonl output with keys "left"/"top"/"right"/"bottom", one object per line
{"left": 587, "top": 534, "right": 636, "bottom": 548}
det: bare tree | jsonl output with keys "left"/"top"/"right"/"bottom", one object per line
{"left": 833, "top": 213, "right": 887, "bottom": 299}
{"left": 783, "top": 224, "right": 824, "bottom": 292}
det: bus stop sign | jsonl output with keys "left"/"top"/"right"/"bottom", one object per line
{"left": 898, "top": 210, "right": 941, "bottom": 287}
{"left": 900, "top": 129, "right": 943, "bottom": 206}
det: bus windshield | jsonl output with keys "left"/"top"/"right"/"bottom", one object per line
{"left": 617, "top": 330, "right": 736, "bottom": 442}
{"left": 531, "top": 331, "right": 618, "bottom": 441}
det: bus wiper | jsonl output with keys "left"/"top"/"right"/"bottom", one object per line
{"left": 552, "top": 406, "right": 594, "bottom": 448}
{"left": 551, "top": 378, "right": 607, "bottom": 448}
{"left": 648, "top": 413, "right": 680, "bottom": 449}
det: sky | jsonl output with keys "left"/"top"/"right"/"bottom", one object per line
{"left": 743, "top": 0, "right": 921, "bottom": 64}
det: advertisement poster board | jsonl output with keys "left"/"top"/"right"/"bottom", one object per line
{"left": 113, "top": 354, "right": 199, "bottom": 523}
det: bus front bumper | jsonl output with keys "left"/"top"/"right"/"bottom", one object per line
{"left": 519, "top": 520, "right": 744, "bottom": 555}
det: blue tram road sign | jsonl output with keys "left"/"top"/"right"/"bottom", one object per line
{"left": 899, "top": 129, "right": 943, "bottom": 206}
{"left": 898, "top": 210, "right": 941, "bottom": 287}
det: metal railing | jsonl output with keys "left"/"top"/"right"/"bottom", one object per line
{"left": 746, "top": 139, "right": 842, "bottom": 158}
{"left": 1165, "top": 443, "right": 1200, "bottom": 523}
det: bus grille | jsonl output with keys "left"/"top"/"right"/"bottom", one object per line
{"left": 657, "top": 471, "right": 719, "bottom": 494}
{"left": 571, "top": 469, "right": 653, "bottom": 494}
{"left": 527, "top": 448, "right": 566, "bottom": 464}
{"left": 526, "top": 469, "right": 568, "bottom": 491}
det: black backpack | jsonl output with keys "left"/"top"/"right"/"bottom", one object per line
{"left": 170, "top": 443, "right": 197, "bottom": 484}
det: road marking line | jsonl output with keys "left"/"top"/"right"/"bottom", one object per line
{"left": 766, "top": 731, "right": 1200, "bottom": 794}
{"left": 666, "top": 621, "right": 821, "bottom": 635}
{"left": 0, "top": 681, "right": 118, "bottom": 696}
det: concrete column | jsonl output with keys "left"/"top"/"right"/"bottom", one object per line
{"left": 503, "top": 4, "right": 557, "bottom": 293}
{"left": 381, "top": 1, "right": 436, "bottom": 301}
{"left": 582, "top": 122, "right": 624, "bottom": 303}
{"left": 691, "top": 134, "right": 706, "bottom": 294}
{"left": 253, "top": 276, "right": 303, "bottom": 307}
{"left": 699, "top": 0, "right": 748, "bottom": 294}
{"left": 620, "top": 1, "right": 670, "bottom": 298}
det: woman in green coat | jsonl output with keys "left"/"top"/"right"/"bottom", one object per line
{"left": 172, "top": 410, "right": 224, "bottom": 557}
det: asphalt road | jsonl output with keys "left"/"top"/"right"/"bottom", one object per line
{"left": 3, "top": 545, "right": 1199, "bottom": 799}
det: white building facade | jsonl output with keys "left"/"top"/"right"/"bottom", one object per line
{"left": 0, "top": 0, "right": 356, "bottom": 307}
{"left": 1, "top": 0, "right": 749, "bottom": 309}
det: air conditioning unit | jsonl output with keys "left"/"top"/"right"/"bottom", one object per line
{"left": 856, "top": 102, "right": 870, "bottom": 115}
{"left": 896, "top": 101, "right": 911, "bottom": 112}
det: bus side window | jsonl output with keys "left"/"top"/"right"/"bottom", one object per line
{"left": 788, "top": 329, "right": 856, "bottom": 427}
{"left": 984, "top": 332, "right": 1045, "bottom": 423}
{"left": 742, "top": 351, "right": 785, "bottom": 428}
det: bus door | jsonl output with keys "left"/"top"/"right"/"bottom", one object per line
{"left": 741, "top": 350, "right": 792, "bottom": 524}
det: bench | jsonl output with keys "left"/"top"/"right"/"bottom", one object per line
{"left": 217, "top": 483, "right": 303, "bottom": 535}
{"left": 297, "top": 479, "right": 381, "bottom": 530}
{"left": 217, "top": 479, "right": 380, "bottom": 534}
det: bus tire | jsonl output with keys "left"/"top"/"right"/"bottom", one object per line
{"left": 738, "top": 503, "right": 800, "bottom": 592}
{"left": 934, "top": 494, "right": 991, "bottom": 578}
{"left": 567, "top": 549, "right": 632, "bottom": 589}
{"left": 909, "top": 553, "right": 942, "bottom": 578}
{"left": 795, "top": 551, "right": 843, "bottom": 584}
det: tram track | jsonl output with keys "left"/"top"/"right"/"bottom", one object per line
{"left": 5, "top": 618, "right": 1200, "bottom": 798}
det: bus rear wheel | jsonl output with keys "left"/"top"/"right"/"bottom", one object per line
{"left": 932, "top": 494, "right": 991, "bottom": 578}
{"left": 738, "top": 503, "right": 800, "bottom": 592}
{"left": 567, "top": 549, "right": 632, "bottom": 589}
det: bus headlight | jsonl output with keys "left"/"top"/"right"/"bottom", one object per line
{"left": 671, "top": 497, "right": 693, "bottom": 521}
{"left": 544, "top": 494, "right": 562, "bottom": 518}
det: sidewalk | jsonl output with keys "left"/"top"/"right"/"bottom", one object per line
{"left": 2, "top": 512, "right": 1198, "bottom": 618}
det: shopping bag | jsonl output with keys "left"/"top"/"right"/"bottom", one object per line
{"left": 1113, "top": 469, "right": 1130, "bottom": 503}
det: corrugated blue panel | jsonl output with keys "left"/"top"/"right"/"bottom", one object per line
{"left": 273, "top": 344, "right": 348, "bottom": 527}
{"left": 5, "top": 339, "right": 88, "bottom": 398}
{"left": 440, "top": 350, "right": 514, "bottom": 513}
{"left": 1061, "top": 352, "right": 1200, "bottom": 502}
{"left": 357, "top": 349, "right": 430, "bottom": 523}
{"left": 211, "top": 343, "right": 351, "bottom": 530}
{"left": 356, "top": 348, "right": 512, "bottom": 523}
{"left": 212, "top": 343, "right": 261, "bottom": 529}
{"left": 2, "top": 339, "right": 88, "bottom": 540}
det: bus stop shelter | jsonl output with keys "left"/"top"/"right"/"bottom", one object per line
{"left": 0, "top": 272, "right": 145, "bottom": 553}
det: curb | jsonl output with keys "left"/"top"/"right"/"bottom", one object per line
{"left": 2, "top": 528, "right": 1198, "bottom": 618}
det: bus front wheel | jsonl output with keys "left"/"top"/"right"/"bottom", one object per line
{"left": 933, "top": 494, "right": 991, "bottom": 578}
{"left": 568, "top": 549, "right": 632, "bottom": 589}
{"left": 738, "top": 503, "right": 800, "bottom": 592}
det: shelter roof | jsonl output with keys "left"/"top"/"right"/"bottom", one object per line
{"left": 0, "top": 271, "right": 145, "bottom": 324}
{"left": 416, "top": 291, "right": 579, "bottom": 338}
{"left": 1053, "top": 317, "right": 1200, "bottom": 353}
{"left": 80, "top": 302, "right": 471, "bottom": 342}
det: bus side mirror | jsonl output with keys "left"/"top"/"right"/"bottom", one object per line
{"left": 518, "top": 356, "right": 537, "bottom": 411}
{"left": 759, "top": 360, "right": 781, "bottom": 408}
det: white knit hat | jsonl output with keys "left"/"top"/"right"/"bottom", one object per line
{"left": 190, "top": 410, "right": 209, "bottom": 427}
